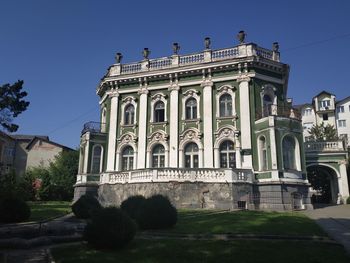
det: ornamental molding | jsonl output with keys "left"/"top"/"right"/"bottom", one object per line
{"left": 122, "top": 96, "right": 137, "bottom": 103}
{"left": 214, "top": 125, "right": 239, "bottom": 148}
{"left": 217, "top": 84, "right": 236, "bottom": 92}
{"left": 179, "top": 128, "right": 202, "bottom": 141}
{"left": 151, "top": 92, "right": 167, "bottom": 100}
{"left": 106, "top": 89, "right": 119, "bottom": 98}
{"left": 200, "top": 80, "right": 213, "bottom": 88}
{"left": 147, "top": 130, "right": 169, "bottom": 142}
{"left": 117, "top": 132, "right": 138, "bottom": 152}
{"left": 183, "top": 89, "right": 200, "bottom": 96}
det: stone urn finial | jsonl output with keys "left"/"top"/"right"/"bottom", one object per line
{"left": 115, "top": 52, "right": 123, "bottom": 63}
{"left": 237, "top": 30, "right": 246, "bottom": 44}
{"left": 173, "top": 43, "right": 180, "bottom": 55}
{"left": 204, "top": 37, "right": 211, "bottom": 49}
{"left": 142, "top": 48, "right": 150, "bottom": 59}
{"left": 272, "top": 42, "right": 279, "bottom": 52}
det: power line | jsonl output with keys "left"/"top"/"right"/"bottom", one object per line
{"left": 47, "top": 106, "right": 98, "bottom": 135}
{"left": 282, "top": 32, "right": 350, "bottom": 52}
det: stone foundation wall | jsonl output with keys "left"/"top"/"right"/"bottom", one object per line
{"left": 73, "top": 183, "right": 99, "bottom": 202}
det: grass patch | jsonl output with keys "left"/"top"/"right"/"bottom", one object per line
{"left": 28, "top": 201, "right": 71, "bottom": 222}
{"left": 51, "top": 239, "right": 350, "bottom": 263}
{"left": 168, "top": 210, "right": 326, "bottom": 236}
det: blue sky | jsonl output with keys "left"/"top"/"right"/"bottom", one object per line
{"left": 1, "top": 0, "right": 349, "bottom": 148}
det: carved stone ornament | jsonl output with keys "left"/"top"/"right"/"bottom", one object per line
{"left": 118, "top": 132, "right": 137, "bottom": 144}
{"left": 173, "top": 43, "right": 180, "bottom": 55}
{"left": 237, "top": 30, "right": 246, "bottom": 44}
{"left": 272, "top": 42, "right": 279, "bottom": 52}
{"left": 148, "top": 130, "right": 169, "bottom": 142}
{"left": 115, "top": 52, "right": 123, "bottom": 63}
{"left": 180, "top": 128, "right": 202, "bottom": 141}
{"left": 215, "top": 127, "right": 235, "bottom": 139}
{"left": 122, "top": 96, "right": 136, "bottom": 103}
{"left": 204, "top": 37, "right": 211, "bottom": 49}
{"left": 142, "top": 48, "right": 150, "bottom": 59}
{"left": 183, "top": 89, "right": 200, "bottom": 96}
{"left": 151, "top": 93, "right": 167, "bottom": 100}
{"left": 217, "top": 85, "right": 236, "bottom": 92}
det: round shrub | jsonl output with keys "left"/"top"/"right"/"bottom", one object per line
{"left": 136, "top": 195, "right": 177, "bottom": 230}
{"left": 72, "top": 195, "right": 101, "bottom": 219}
{"left": 121, "top": 195, "right": 146, "bottom": 219}
{"left": 84, "top": 207, "right": 136, "bottom": 249}
{"left": 0, "top": 197, "right": 31, "bottom": 223}
{"left": 347, "top": 196, "right": 350, "bottom": 204}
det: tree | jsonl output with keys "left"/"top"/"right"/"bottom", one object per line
{"left": 308, "top": 123, "right": 338, "bottom": 141}
{"left": 0, "top": 80, "right": 30, "bottom": 132}
{"left": 28, "top": 150, "right": 79, "bottom": 201}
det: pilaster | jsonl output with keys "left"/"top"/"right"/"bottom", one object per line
{"left": 137, "top": 87, "right": 149, "bottom": 169}
{"left": 106, "top": 90, "right": 119, "bottom": 171}
{"left": 169, "top": 83, "right": 180, "bottom": 167}
{"left": 237, "top": 75, "right": 252, "bottom": 168}
{"left": 201, "top": 80, "right": 214, "bottom": 167}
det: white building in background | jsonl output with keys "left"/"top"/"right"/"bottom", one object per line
{"left": 299, "top": 91, "right": 350, "bottom": 146}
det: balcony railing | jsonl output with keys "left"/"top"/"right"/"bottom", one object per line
{"left": 106, "top": 43, "right": 279, "bottom": 77}
{"left": 81, "top": 122, "right": 106, "bottom": 135}
{"left": 255, "top": 104, "right": 301, "bottom": 120}
{"left": 99, "top": 168, "right": 254, "bottom": 185}
{"left": 304, "top": 140, "right": 345, "bottom": 152}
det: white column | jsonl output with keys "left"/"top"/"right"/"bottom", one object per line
{"left": 137, "top": 88, "right": 148, "bottom": 169}
{"left": 338, "top": 162, "right": 350, "bottom": 199}
{"left": 201, "top": 81, "right": 214, "bottom": 167}
{"left": 83, "top": 138, "right": 89, "bottom": 174}
{"left": 238, "top": 76, "right": 252, "bottom": 168}
{"left": 214, "top": 148, "right": 220, "bottom": 168}
{"left": 169, "top": 85, "right": 179, "bottom": 167}
{"left": 106, "top": 91, "right": 119, "bottom": 171}
{"left": 235, "top": 134, "right": 242, "bottom": 169}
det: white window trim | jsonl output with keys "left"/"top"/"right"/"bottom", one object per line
{"left": 120, "top": 96, "right": 137, "bottom": 126}
{"left": 90, "top": 144, "right": 104, "bottom": 174}
{"left": 150, "top": 93, "right": 167, "bottom": 123}
{"left": 146, "top": 130, "right": 169, "bottom": 168}
{"left": 216, "top": 85, "right": 236, "bottom": 118}
{"left": 179, "top": 128, "right": 203, "bottom": 168}
{"left": 116, "top": 132, "right": 138, "bottom": 171}
{"left": 281, "top": 134, "right": 301, "bottom": 171}
{"left": 257, "top": 135, "right": 268, "bottom": 171}
{"left": 182, "top": 89, "right": 200, "bottom": 120}
{"left": 260, "top": 84, "right": 277, "bottom": 115}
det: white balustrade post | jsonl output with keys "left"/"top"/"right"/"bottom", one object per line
{"left": 169, "top": 84, "right": 180, "bottom": 167}
{"left": 201, "top": 80, "right": 214, "bottom": 168}
{"left": 238, "top": 76, "right": 253, "bottom": 168}
{"left": 137, "top": 88, "right": 148, "bottom": 169}
{"left": 106, "top": 90, "right": 119, "bottom": 171}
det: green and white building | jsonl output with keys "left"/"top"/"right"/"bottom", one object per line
{"left": 75, "top": 33, "right": 313, "bottom": 210}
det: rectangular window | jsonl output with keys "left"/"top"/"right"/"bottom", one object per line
{"left": 337, "top": 106, "right": 344, "bottom": 113}
{"left": 185, "top": 155, "right": 191, "bottom": 168}
{"left": 338, "top": 120, "right": 346, "bottom": 127}
{"left": 320, "top": 100, "right": 330, "bottom": 108}
{"left": 322, "top": 114, "right": 328, "bottom": 121}
{"left": 303, "top": 108, "right": 312, "bottom": 116}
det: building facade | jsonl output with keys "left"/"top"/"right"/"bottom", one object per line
{"left": 75, "top": 33, "right": 312, "bottom": 210}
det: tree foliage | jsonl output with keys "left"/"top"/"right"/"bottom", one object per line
{"left": 308, "top": 123, "right": 338, "bottom": 141}
{"left": 0, "top": 80, "right": 30, "bottom": 132}
{"left": 26, "top": 150, "right": 79, "bottom": 201}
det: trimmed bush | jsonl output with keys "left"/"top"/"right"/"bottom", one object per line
{"left": 121, "top": 195, "right": 146, "bottom": 219}
{"left": 0, "top": 197, "right": 31, "bottom": 223}
{"left": 136, "top": 195, "right": 177, "bottom": 230}
{"left": 72, "top": 195, "right": 101, "bottom": 219}
{"left": 84, "top": 207, "right": 136, "bottom": 249}
{"left": 347, "top": 196, "right": 350, "bottom": 204}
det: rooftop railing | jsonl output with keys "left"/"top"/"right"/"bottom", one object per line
{"left": 107, "top": 43, "right": 279, "bottom": 77}
{"left": 304, "top": 140, "right": 346, "bottom": 152}
{"left": 81, "top": 122, "right": 107, "bottom": 135}
{"left": 255, "top": 104, "right": 301, "bottom": 121}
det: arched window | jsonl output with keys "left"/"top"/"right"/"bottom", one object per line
{"left": 154, "top": 101, "right": 165, "bottom": 122}
{"left": 263, "top": 94, "right": 273, "bottom": 117}
{"left": 124, "top": 104, "right": 135, "bottom": 125}
{"left": 91, "top": 145, "right": 102, "bottom": 173}
{"left": 184, "top": 143, "right": 199, "bottom": 168}
{"left": 219, "top": 141, "right": 236, "bottom": 168}
{"left": 219, "top": 94, "right": 232, "bottom": 117}
{"left": 121, "top": 146, "right": 134, "bottom": 171}
{"left": 259, "top": 136, "right": 268, "bottom": 170}
{"left": 283, "top": 136, "right": 296, "bottom": 170}
{"left": 185, "top": 98, "right": 197, "bottom": 120}
{"left": 152, "top": 144, "right": 165, "bottom": 168}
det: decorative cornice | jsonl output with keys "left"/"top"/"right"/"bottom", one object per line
{"left": 107, "top": 89, "right": 119, "bottom": 98}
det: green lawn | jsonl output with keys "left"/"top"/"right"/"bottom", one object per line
{"left": 166, "top": 210, "right": 326, "bottom": 236}
{"left": 28, "top": 201, "right": 71, "bottom": 222}
{"left": 51, "top": 239, "right": 350, "bottom": 263}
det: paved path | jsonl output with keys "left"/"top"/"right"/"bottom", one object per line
{"left": 304, "top": 205, "right": 350, "bottom": 254}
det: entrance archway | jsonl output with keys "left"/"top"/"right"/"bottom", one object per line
{"left": 307, "top": 164, "right": 339, "bottom": 204}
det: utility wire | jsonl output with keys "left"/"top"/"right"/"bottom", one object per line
{"left": 281, "top": 32, "right": 350, "bottom": 52}
{"left": 47, "top": 106, "right": 98, "bottom": 135}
